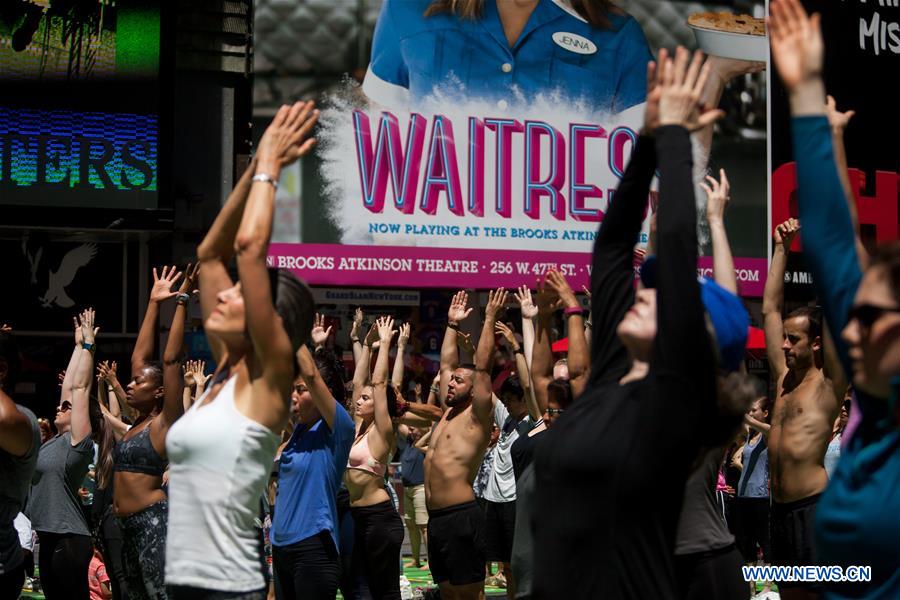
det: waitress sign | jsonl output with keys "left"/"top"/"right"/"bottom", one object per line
{"left": 277, "top": 0, "right": 655, "bottom": 289}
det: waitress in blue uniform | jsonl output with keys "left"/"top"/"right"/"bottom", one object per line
{"left": 363, "top": 0, "right": 653, "bottom": 115}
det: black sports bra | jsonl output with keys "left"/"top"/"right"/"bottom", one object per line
{"left": 113, "top": 426, "right": 167, "bottom": 477}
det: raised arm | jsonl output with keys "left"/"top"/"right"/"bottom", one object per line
{"left": 392, "top": 322, "right": 410, "bottom": 389}
{"left": 353, "top": 324, "right": 375, "bottom": 405}
{"left": 474, "top": 289, "right": 507, "bottom": 421}
{"left": 514, "top": 286, "right": 541, "bottom": 414}
{"left": 515, "top": 286, "right": 538, "bottom": 372}
{"left": 296, "top": 343, "right": 338, "bottom": 429}
{"left": 133, "top": 266, "right": 181, "bottom": 373}
{"left": 235, "top": 104, "right": 318, "bottom": 394}
{"left": 197, "top": 159, "right": 257, "bottom": 363}
{"left": 763, "top": 219, "right": 800, "bottom": 378}
{"left": 70, "top": 309, "right": 97, "bottom": 445}
{"left": 371, "top": 316, "right": 398, "bottom": 440}
{"left": 745, "top": 413, "right": 771, "bottom": 436}
{"left": 702, "top": 169, "right": 739, "bottom": 295}
{"left": 825, "top": 95, "right": 867, "bottom": 269}
{"left": 769, "top": 0, "right": 862, "bottom": 376}
{"left": 440, "top": 291, "right": 472, "bottom": 405}
{"left": 159, "top": 263, "right": 198, "bottom": 432}
{"left": 545, "top": 270, "right": 589, "bottom": 398}
{"left": 98, "top": 361, "right": 121, "bottom": 418}
{"left": 531, "top": 282, "right": 556, "bottom": 414}
{"left": 350, "top": 308, "right": 364, "bottom": 365}
{"left": 653, "top": 48, "right": 723, "bottom": 379}
{"left": 590, "top": 56, "right": 663, "bottom": 382}
{"left": 496, "top": 321, "right": 540, "bottom": 421}
{"left": 414, "top": 427, "right": 433, "bottom": 453}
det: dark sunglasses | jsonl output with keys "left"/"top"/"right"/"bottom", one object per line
{"left": 847, "top": 304, "right": 900, "bottom": 328}
{"left": 546, "top": 408, "right": 565, "bottom": 416}
{"left": 57, "top": 401, "right": 72, "bottom": 412}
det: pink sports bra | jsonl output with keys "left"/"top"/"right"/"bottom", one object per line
{"left": 347, "top": 432, "right": 386, "bottom": 477}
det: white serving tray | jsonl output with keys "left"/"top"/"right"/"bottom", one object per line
{"left": 689, "top": 25, "right": 768, "bottom": 62}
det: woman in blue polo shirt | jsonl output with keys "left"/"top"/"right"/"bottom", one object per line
{"left": 363, "top": 0, "right": 652, "bottom": 115}
{"left": 271, "top": 346, "right": 355, "bottom": 600}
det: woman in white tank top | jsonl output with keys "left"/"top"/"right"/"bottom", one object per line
{"left": 163, "top": 102, "right": 319, "bottom": 600}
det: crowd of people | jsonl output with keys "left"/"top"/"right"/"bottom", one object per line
{"left": 1, "top": 1, "right": 898, "bottom": 599}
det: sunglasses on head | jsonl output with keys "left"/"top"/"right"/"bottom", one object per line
{"left": 847, "top": 304, "right": 900, "bottom": 328}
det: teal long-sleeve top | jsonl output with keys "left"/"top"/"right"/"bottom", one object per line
{"left": 792, "top": 115, "right": 900, "bottom": 599}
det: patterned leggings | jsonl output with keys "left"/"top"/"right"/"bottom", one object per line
{"left": 118, "top": 501, "right": 169, "bottom": 600}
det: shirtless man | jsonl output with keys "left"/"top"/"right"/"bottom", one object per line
{"left": 424, "top": 289, "right": 506, "bottom": 600}
{"left": 761, "top": 218, "right": 841, "bottom": 600}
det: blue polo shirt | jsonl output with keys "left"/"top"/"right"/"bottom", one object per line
{"left": 271, "top": 401, "right": 354, "bottom": 551}
{"left": 364, "top": 0, "right": 652, "bottom": 114}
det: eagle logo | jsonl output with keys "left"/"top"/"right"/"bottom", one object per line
{"left": 38, "top": 243, "right": 97, "bottom": 309}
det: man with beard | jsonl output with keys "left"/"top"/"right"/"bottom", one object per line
{"left": 424, "top": 289, "right": 506, "bottom": 600}
{"left": 762, "top": 218, "right": 842, "bottom": 600}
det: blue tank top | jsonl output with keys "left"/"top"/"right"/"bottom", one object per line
{"left": 737, "top": 432, "right": 768, "bottom": 498}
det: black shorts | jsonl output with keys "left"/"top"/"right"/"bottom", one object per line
{"left": 427, "top": 500, "right": 486, "bottom": 586}
{"left": 771, "top": 493, "right": 821, "bottom": 590}
{"left": 484, "top": 499, "right": 516, "bottom": 562}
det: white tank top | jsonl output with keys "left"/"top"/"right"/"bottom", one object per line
{"left": 165, "top": 374, "right": 280, "bottom": 592}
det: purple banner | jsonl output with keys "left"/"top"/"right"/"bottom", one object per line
{"left": 268, "top": 243, "right": 767, "bottom": 297}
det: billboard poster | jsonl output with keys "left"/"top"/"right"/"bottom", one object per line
{"left": 269, "top": 0, "right": 769, "bottom": 295}
{"left": 770, "top": 0, "right": 899, "bottom": 300}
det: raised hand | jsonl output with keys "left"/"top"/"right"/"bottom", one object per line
{"left": 183, "top": 361, "right": 197, "bottom": 387}
{"left": 515, "top": 285, "right": 538, "bottom": 319}
{"left": 361, "top": 321, "right": 381, "bottom": 349}
{"left": 97, "top": 360, "right": 117, "bottom": 384}
{"left": 150, "top": 266, "right": 182, "bottom": 304}
{"left": 701, "top": 168, "right": 731, "bottom": 225}
{"left": 535, "top": 277, "right": 561, "bottom": 317}
{"left": 774, "top": 218, "right": 801, "bottom": 249}
{"left": 194, "top": 360, "right": 212, "bottom": 390}
{"left": 768, "top": 0, "right": 823, "bottom": 92}
{"left": 376, "top": 316, "right": 396, "bottom": 344}
{"left": 311, "top": 313, "right": 333, "bottom": 347}
{"left": 448, "top": 291, "right": 474, "bottom": 324}
{"left": 485, "top": 288, "right": 508, "bottom": 319}
{"left": 58, "top": 370, "right": 66, "bottom": 387}
{"left": 0, "top": 324, "right": 10, "bottom": 333}
{"left": 78, "top": 308, "right": 97, "bottom": 345}
{"left": 643, "top": 48, "right": 666, "bottom": 134}
{"left": 658, "top": 47, "right": 723, "bottom": 132}
{"left": 494, "top": 321, "right": 519, "bottom": 349}
{"left": 581, "top": 285, "right": 592, "bottom": 300}
{"left": 825, "top": 95, "right": 855, "bottom": 133}
{"left": 351, "top": 308, "right": 364, "bottom": 340}
{"left": 457, "top": 331, "right": 475, "bottom": 355}
{"left": 397, "top": 322, "right": 411, "bottom": 347}
{"left": 177, "top": 262, "right": 200, "bottom": 295}
{"left": 544, "top": 270, "right": 579, "bottom": 309}
{"left": 256, "top": 100, "right": 319, "bottom": 171}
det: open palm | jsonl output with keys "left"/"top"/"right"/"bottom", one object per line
{"left": 769, "top": 0, "right": 823, "bottom": 91}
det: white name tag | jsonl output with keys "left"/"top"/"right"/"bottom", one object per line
{"left": 552, "top": 32, "right": 597, "bottom": 55}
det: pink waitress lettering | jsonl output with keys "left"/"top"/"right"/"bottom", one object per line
{"left": 352, "top": 110, "right": 633, "bottom": 222}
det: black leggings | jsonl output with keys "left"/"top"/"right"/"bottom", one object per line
{"left": 351, "top": 500, "right": 404, "bottom": 600}
{"left": 99, "top": 509, "right": 130, "bottom": 600}
{"left": 734, "top": 496, "right": 771, "bottom": 564}
{"left": 36, "top": 531, "right": 92, "bottom": 600}
{"left": 675, "top": 544, "right": 747, "bottom": 600}
{"left": 273, "top": 532, "right": 340, "bottom": 600}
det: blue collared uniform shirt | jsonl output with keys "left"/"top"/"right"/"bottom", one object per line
{"left": 364, "top": 0, "right": 652, "bottom": 115}
{"left": 270, "top": 401, "right": 355, "bottom": 551}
